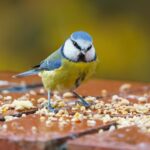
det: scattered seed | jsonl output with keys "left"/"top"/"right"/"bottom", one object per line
{"left": 109, "top": 125, "right": 116, "bottom": 132}
{"left": 3, "top": 96, "right": 12, "bottom": 101}
{"left": 29, "top": 90, "right": 37, "bottom": 95}
{"left": 63, "top": 92, "right": 74, "bottom": 98}
{"left": 21, "top": 114, "right": 26, "bottom": 117}
{"left": 31, "top": 126, "right": 37, "bottom": 133}
{"left": 101, "top": 89, "right": 108, "bottom": 97}
{"left": 119, "top": 83, "right": 131, "bottom": 92}
{"left": 87, "top": 120, "right": 96, "bottom": 127}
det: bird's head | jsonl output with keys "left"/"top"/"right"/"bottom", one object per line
{"left": 62, "top": 31, "right": 96, "bottom": 62}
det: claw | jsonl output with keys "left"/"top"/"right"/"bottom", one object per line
{"left": 78, "top": 98, "right": 90, "bottom": 107}
{"left": 81, "top": 100, "right": 90, "bottom": 107}
{"left": 73, "top": 91, "right": 90, "bottom": 108}
{"left": 47, "top": 105, "right": 58, "bottom": 113}
{"left": 44, "top": 102, "right": 57, "bottom": 113}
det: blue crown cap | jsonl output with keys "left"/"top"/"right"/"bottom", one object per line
{"left": 71, "top": 31, "right": 92, "bottom": 42}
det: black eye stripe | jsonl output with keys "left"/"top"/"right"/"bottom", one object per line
{"left": 71, "top": 39, "right": 92, "bottom": 51}
{"left": 87, "top": 45, "right": 92, "bottom": 50}
{"left": 84, "top": 45, "right": 92, "bottom": 52}
{"left": 71, "top": 40, "right": 82, "bottom": 50}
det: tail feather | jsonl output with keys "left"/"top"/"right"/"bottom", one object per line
{"left": 13, "top": 69, "right": 39, "bottom": 78}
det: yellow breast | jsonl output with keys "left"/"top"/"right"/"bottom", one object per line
{"left": 39, "top": 59, "right": 97, "bottom": 92}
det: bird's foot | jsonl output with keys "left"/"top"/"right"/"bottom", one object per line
{"left": 44, "top": 102, "right": 58, "bottom": 113}
{"left": 47, "top": 105, "right": 58, "bottom": 113}
{"left": 73, "top": 91, "right": 90, "bottom": 108}
{"left": 76, "top": 99, "right": 90, "bottom": 108}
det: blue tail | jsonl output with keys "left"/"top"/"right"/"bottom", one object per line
{"left": 13, "top": 69, "right": 39, "bottom": 78}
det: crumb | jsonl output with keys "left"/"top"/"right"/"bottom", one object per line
{"left": 36, "top": 108, "right": 55, "bottom": 117}
{"left": 119, "top": 98, "right": 130, "bottom": 105}
{"left": 29, "top": 90, "right": 37, "bottom": 95}
{"left": 2, "top": 90, "right": 9, "bottom": 94}
{"left": 137, "top": 96, "right": 148, "bottom": 103}
{"left": 98, "top": 129, "right": 104, "bottom": 133}
{"left": 93, "top": 114, "right": 101, "bottom": 120}
{"left": 21, "top": 114, "right": 26, "bottom": 117}
{"left": 112, "top": 95, "right": 121, "bottom": 101}
{"left": 59, "top": 120, "right": 68, "bottom": 128}
{"left": 37, "top": 97, "right": 47, "bottom": 104}
{"left": 31, "top": 126, "right": 37, "bottom": 133}
{"left": 109, "top": 125, "right": 116, "bottom": 132}
{"left": 50, "top": 117, "right": 58, "bottom": 121}
{"left": 45, "top": 120, "right": 52, "bottom": 126}
{"left": 71, "top": 112, "right": 84, "bottom": 122}
{"left": 40, "top": 116, "right": 46, "bottom": 122}
{"left": 80, "top": 106, "right": 86, "bottom": 111}
{"left": 63, "top": 92, "right": 74, "bottom": 98}
{"left": 39, "top": 88, "right": 45, "bottom": 94}
{"left": 86, "top": 109, "right": 92, "bottom": 114}
{"left": 18, "top": 95, "right": 30, "bottom": 101}
{"left": 101, "top": 89, "right": 108, "bottom": 97}
{"left": 53, "top": 94, "right": 61, "bottom": 101}
{"left": 0, "top": 104, "right": 11, "bottom": 113}
{"left": 119, "top": 83, "right": 131, "bottom": 92}
{"left": 57, "top": 101, "right": 65, "bottom": 107}
{"left": 94, "top": 103, "right": 102, "bottom": 109}
{"left": 87, "top": 120, "right": 96, "bottom": 127}
{"left": 3, "top": 96, "right": 12, "bottom": 101}
{"left": 4, "top": 115, "right": 17, "bottom": 122}
{"left": 134, "top": 104, "right": 149, "bottom": 114}
{"left": 85, "top": 96, "right": 96, "bottom": 103}
{"left": 11, "top": 100, "right": 34, "bottom": 111}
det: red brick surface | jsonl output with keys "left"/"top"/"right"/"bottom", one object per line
{"left": 68, "top": 126, "right": 150, "bottom": 150}
{"left": 0, "top": 72, "right": 149, "bottom": 150}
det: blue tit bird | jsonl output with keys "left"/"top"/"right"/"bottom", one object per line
{"left": 14, "top": 31, "right": 97, "bottom": 112}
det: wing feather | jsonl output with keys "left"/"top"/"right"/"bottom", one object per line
{"left": 14, "top": 48, "right": 63, "bottom": 78}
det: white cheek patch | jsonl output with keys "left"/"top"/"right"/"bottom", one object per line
{"left": 63, "top": 39, "right": 80, "bottom": 61}
{"left": 85, "top": 47, "right": 96, "bottom": 62}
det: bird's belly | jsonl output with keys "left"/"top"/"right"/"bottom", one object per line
{"left": 39, "top": 61, "right": 96, "bottom": 92}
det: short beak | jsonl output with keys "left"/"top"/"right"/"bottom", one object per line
{"left": 78, "top": 51, "right": 86, "bottom": 62}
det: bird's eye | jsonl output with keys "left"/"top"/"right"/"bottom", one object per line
{"left": 72, "top": 40, "right": 81, "bottom": 50}
{"left": 73, "top": 41, "right": 77, "bottom": 46}
{"left": 87, "top": 45, "right": 92, "bottom": 51}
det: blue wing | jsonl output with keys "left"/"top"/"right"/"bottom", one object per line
{"left": 14, "top": 48, "right": 63, "bottom": 78}
{"left": 35, "top": 48, "right": 62, "bottom": 71}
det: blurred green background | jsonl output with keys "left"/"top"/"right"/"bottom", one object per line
{"left": 0, "top": 0, "right": 150, "bottom": 82}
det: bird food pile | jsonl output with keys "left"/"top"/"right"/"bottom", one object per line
{"left": 0, "top": 72, "right": 150, "bottom": 150}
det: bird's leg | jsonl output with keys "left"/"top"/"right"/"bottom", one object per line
{"left": 73, "top": 91, "right": 90, "bottom": 107}
{"left": 47, "top": 90, "right": 56, "bottom": 112}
